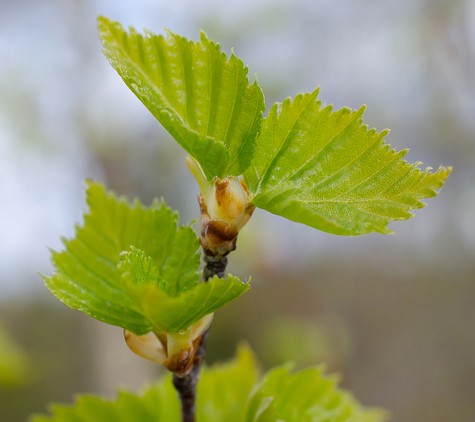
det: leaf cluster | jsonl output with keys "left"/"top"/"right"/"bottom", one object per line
{"left": 45, "top": 182, "right": 248, "bottom": 335}
{"left": 32, "top": 345, "right": 387, "bottom": 422}
{"left": 98, "top": 17, "right": 450, "bottom": 236}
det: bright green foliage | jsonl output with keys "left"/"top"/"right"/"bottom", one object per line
{"left": 32, "top": 345, "right": 386, "bottom": 422}
{"left": 244, "top": 91, "right": 451, "bottom": 235}
{"left": 119, "top": 248, "right": 249, "bottom": 333}
{"left": 98, "top": 16, "right": 265, "bottom": 180}
{"left": 45, "top": 181, "right": 249, "bottom": 335}
{"left": 99, "top": 19, "right": 450, "bottom": 236}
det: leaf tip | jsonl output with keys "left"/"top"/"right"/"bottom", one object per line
{"left": 96, "top": 15, "right": 114, "bottom": 32}
{"left": 310, "top": 87, "right": 321, "bottom": 98}
{"left": 199, "top": 29, "right": 221, "bottom": 51}
{"left": 96, "top": 15, "right": 108, "bottom": 27}
{"left": 199, "top": 29, "right": 209, "bottom": 42}
{"left": 438, "top": 165, "right": 453, "bottom": 179}
{"left": 358, "top": 104, "right": 367, "bottom": 114}
{"left": 97, "top": 16, "right": 124, "bottom": 41}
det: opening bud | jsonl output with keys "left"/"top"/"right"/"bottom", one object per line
{"left": 124, "top": 313, "right": 213, "bottom": 376}
{"left": 186, "top": 156, "right": 255, "bottom": 256}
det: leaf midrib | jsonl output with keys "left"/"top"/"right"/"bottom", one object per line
{"left": 256, "top": 96, "right": 313, "bottom": 193}
{"left": 226, "top": 83, "right": 262, "bottom": 175}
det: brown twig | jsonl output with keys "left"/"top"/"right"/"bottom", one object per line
{"left": 172, "top": 252, "right": 228, "bottom": 422}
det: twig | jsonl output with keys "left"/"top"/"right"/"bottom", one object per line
{"left": 172, "top": 252, "right": 228, "bottom": 422}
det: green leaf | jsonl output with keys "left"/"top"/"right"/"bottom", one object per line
{"left": 196, "top": 344, "right": 260, "bottom": 421}
{"left": 244, "top": 90, "right": 451, "bottom": 235}
{"left": 139, "top": 274, "right": 249, "bottom": 333}
{"left": 119, "top": 249, "right": 250, "bottom": 332}
{"left": 31, "top": 378, "right": 180, "bottom": 422}
{"left": 119, "top": 242, "right": 198, "bottom": 297}
{"left": 98, "top": 16, "right": 265, "bottom": 180}
{"left": 245, "top": 365, "right": 387, "bottom": 422}
{"left": 33, "top": 345, "right": 386, "bottom": 422}
{"left": 45, "top": 181, "right": 248, "bottom": 335}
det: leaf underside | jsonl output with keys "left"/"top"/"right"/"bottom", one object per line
{"left": 45, "top": 182, "right": 248, "bottom": 335}
{"left": 98, "top": 16, "right": 265, "bottom": 180}
{"left": 33, "top": 345, "right": 387, "bottom": 422}
{"left": 244, "top": 90, "right": 451, "bottom": 235}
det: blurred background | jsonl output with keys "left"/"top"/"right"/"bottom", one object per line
{"left": 0, "top": 0, "right": 474, "bottom": 420}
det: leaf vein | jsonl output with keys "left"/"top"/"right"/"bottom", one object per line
{"left": 307, "top": 130, "right": 382, "bottom": 193}
{"left": 258, "top": 98, "right": 312, "bottom": 191}
{"left": 334, "top": 153, "right": 409, "bottom": 199}
{"left": 280, "top": 109, "right": 362, "bottom": 185}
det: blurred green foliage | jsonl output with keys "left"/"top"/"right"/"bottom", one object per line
{"left": 0, "top": 323, "right": 28, "bottom": 387}
{"left": 32, "top": 345, "right": 387, "bottom": 422}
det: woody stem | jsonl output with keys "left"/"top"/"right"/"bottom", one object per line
{"left": 172, "top": 251, "right": 228, "bottom": 422}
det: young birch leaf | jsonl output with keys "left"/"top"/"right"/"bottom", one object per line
{"left": 149, "top": 275, "right": 249, "bottom": 333}
{"left": 98, "top": 17, "right": 265, "bottom": 180}
{"left": 45, "top": 182, "right": 248, "bottom": 335}
{"left": 245, "top": 365, "right": 387, "bottom": 422}
{"left": 118, "top": 249, "right": 249, "bottom": 333}
{"left": 197, "top": 344, "right": 259, "bottom": 422}
{"left": 32, "top": 382, "right": 180, "bottom": 422}
{"left": 45, "top": 182, "right": 195, "bottom": 334}
{"left": 244, "top": 90, "right": 451, "bottom": 235}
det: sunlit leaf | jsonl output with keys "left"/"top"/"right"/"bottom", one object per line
{"left": 98, "top": 16, "right": 265, "bottom": 180}
{"left": 119, "top": 249, "right": 249, "bottom": 332}
{"left": 45, "top": 182, "right": 248, "bottom": 335}
{"left": 245, "top": 90, "right": 451, "bottom": 235}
